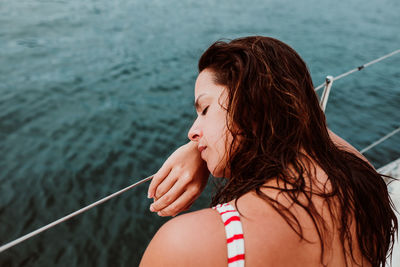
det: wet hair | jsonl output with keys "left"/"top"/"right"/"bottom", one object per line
{"left": 198, "top": 36, "right": 397, "bottom": 266}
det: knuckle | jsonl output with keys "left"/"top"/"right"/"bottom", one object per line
{"left": 168, "top": 204, "right": 178, "bottom": 214}
{"left": 153, "top": 173, "right": 162, "bottom": 182}
{"left": 176, "top": 165, "right": 185, "bottom": 173}
{"left": 182, "top": 172, "right": 191, "bottom": 182}
{"left": 163, "top": 194, "right": 171, "bottom": 203}
{"left": 151, "top": 203, "right": 159, "bottom": 211}
{"left": 148, "top": 180, "right": 155, "bottom": 189}
{"left": 161, "top": 211, "right": 170, "bottom": 217}
{"left": 162, "top": 160, "right": 171, "bottom": 169}
{"left": 155, "top": 187, "right": 165, "bottom": 199}
{"left": 188, "top": 185, "right": 199, "bottom": 194}
{"left": 160, "top": 209, "right": 171, "bottom": 217}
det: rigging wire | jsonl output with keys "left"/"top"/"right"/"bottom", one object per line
{"left": 360, "top": 127, "right": 400, "bottom": 154}
{"left": 315, "top": 49, "right": 400, "bottom": 91}
{"left": 0, "top": 175, "right": 153, "bottom": 253}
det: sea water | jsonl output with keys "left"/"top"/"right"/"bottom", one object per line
{"left": 0, "top": 0, "right": 399, "bottom": 266}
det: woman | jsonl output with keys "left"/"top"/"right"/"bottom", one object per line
{"left": 140, "top": 36, "right": 397, "bottom": 266}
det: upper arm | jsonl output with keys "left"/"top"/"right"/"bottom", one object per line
{"left": 140, "top": 209, "right": 226, "bottom": 267}
{"left": 328, "top": 129, "right": 372, "bottom": 165}
{"left": 139, "top": 218, "right": 185, "bottom": 266}
{"left": 328, "top": 129, "right": 357, "bottom": 153}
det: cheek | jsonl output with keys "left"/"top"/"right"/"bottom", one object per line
{"left": 214, "top": 129, "right": 233, "bottom": 163}
{"left": 210, "top": 124, "right": 229, "bottom": 154}
{"left": 209, "top": 133, "right": 233, "bottom": 178}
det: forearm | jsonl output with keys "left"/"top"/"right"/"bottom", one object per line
{"left": 147, "top": 140, "right": 209, "bottom": 216}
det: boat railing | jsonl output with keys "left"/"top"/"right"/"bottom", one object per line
{"left": 317, "top": 49, "right": 400, "bottom": 156}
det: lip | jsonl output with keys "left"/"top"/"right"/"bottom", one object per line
{"left": 198, "top": 145, "right": 207, "bottom": 153}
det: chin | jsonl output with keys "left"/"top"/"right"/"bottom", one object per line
{"left": 207, "top": 163, "right": 222, "bottom": 178}
{"left": 209, "top": 163, "right": 229, "bottom": 178}
{"left": 211, "top": 171, "right": 224, "bottom": 178}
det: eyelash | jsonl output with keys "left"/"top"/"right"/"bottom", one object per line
{"left": 201, "top": 106, "right": 209, "bottom": 115}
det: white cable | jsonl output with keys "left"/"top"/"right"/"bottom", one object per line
{"left": 315, "top": 49, "right": 400, "bottom": 91}
{"left": 360, "top": 127, "right": 400, "bottom": 154}
{"left": 0, "top": 175, "right": 153, "bottom": 253}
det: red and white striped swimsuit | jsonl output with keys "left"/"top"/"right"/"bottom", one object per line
{"left": 212, "top": 203, "right": 245, "bottom": 267}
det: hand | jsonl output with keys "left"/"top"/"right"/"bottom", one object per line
{"left": 148, "top": 141, "right": 209, "bottom": 217}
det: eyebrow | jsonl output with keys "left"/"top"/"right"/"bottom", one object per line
{"left": 194, "top": 93, "right": 207, "bottom": 111}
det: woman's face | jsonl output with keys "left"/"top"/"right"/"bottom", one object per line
{"left": 187, "top": 69, "right": 232, "bottom": 177}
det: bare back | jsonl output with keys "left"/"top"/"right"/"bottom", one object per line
{"left": 227, "top": 176, "right": 370, "bottom": 266}
{"left": 141, "top": 170, "right": 370, "bottom": 266}
{"left": 223, "top": 143, "right": 371, "bottom": 266}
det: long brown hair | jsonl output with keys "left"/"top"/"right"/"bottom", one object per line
{"left": 198, "top": 36, "right": 397, "bottom": 266}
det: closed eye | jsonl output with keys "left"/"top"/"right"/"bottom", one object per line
{"left": 201, "top": 106, "right": 209, "bottom": 115}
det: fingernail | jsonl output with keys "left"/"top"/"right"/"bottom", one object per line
{"left": 150, "top": 205, "right": 155, "bottom": 212}
{"left": 147, "top": 192, "right": 151, "bottom": 198}
{"left": 157, "top": 212, "right": 162, "bottom": 216}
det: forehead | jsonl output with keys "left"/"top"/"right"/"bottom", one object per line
{"left": 194, "top": 69, "right": 224, "bottom": 98}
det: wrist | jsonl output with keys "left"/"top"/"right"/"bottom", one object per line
{"left": 186, "top": 140, "right": 199, "bottom": 151}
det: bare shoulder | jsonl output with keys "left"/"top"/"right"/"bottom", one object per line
{"left": 328, "top": 129, "right": 357, "bottom": 152}
{"left": 140, "top": 208, "right": 226, "bottom": 267}
{"left": 328, "top": 129, "right": 372, "bottom": 165}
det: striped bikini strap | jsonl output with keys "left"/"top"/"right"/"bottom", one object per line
{"left": 212, "top": 203, "right": 245, "bottom": 267}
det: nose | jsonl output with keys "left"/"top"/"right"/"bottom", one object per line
{"left": 188, "top": 119, "right": 202, "bottom": 142}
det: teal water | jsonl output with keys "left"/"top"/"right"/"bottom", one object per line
{"left": 0, "top": 0, "right": 399, "bottom": 266}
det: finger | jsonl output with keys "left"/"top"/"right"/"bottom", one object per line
{"left": 155, "top": 169, "right": 195, "bottom": 200}
{"left": 157, "top": 190, "right": 198, "bottom": 217}
{"left": 176, "top": 188, "right": 200, "bottom": 214}
{"left": 177, "top": 193, "right": 196, "bottom": 213}
{"left": 154, "top": 168, "right": 181, "bottom": 200}
{"left": 158, "top": 196, "right": 194, "bottom": 216}
{"left": 148, "top": 162, "right": 172, "bottom": 198}
{"left": 170, "top": 199, "right": 195, "bottom": 217}
{"left": 150, "top": 177, "right": 187, "bottom": 212}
